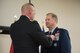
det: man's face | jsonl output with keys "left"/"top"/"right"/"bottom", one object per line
{"left": 45, "top": 15, "right": 56, "bottom": 28}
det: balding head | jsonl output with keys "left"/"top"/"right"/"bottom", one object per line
{"left": 21, "top": 3, "right": 34, "bottom": 13}
{"left": 21, "top": 3, "right": 35, "bottom": 21}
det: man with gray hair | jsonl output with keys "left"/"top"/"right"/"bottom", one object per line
{"left": 10, "top": 3, "right": 54, "bottom": 53}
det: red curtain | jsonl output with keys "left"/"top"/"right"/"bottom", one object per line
{"left": 10, "top": 43, "right": 14, "bottom": 53}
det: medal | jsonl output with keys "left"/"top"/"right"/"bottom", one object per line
{"left": 55, "top": 31, "right": 60, "bottom": 41}
{"left": 54, "top": 43, "right": 57, "bottom": 47}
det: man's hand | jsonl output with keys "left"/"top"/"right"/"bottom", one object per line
{"left": 49, "top": 35, "right": 55, "bottom": 41}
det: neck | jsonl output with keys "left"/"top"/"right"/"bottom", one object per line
{"left": 22, "top": 14, "right": 33, "bottom": 21}
{"left": 49, "top": 28, "right": 53, "bottom": 32}
{"left": 49, "top": 26, "right": 56, "bottom": 32}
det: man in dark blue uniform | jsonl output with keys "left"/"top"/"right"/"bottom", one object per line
{"left": 41, "top": 13, "right": 71, "bottom": 53}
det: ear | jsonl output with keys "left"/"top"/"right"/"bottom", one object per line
{"left": 28, "top": 10, "right": 31, "bottom": 15}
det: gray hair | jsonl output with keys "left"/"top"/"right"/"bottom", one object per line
{"left": 21, "top": 3, "right": 34, "bottom": 13}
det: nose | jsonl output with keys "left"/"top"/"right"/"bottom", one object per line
{"left": 46, "top": 20, "right": 49, "bottom": 25}
{"left": 46, "top": 20, "right": 48, "bottom": 23}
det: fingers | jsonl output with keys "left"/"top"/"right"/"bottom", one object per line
{"left": 49, "top": 35, "right": 55, "bottom": 41}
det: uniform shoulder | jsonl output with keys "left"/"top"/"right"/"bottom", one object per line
{"left": 31, "top": 20, "right": 40, "bottom": 26}
{"left": 32, "top": 20, "right": 38, "bottom": 24}
{"left": 58, "top": 28, "right": 68, "bottom": 32}
{"left": 10, "top": 20, "right": 19, "bottom": 28}
{"left": 11, "top": 21, "right": 17, "bottom": 26}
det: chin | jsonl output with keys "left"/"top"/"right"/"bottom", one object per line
{"left": 46, "top": 26, "right": 50, "bottom": 28}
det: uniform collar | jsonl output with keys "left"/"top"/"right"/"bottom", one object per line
{"left": 49, "top": 26, "right": 57, "bottom": 34}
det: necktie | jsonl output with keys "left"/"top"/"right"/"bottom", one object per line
{"left": 49, "top": 32, "right": 52, "bottom": 35}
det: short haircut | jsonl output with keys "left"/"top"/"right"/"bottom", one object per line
{"left": 46, "top": 13, "right": 58, "bottom": 23}
{"left": 21, "top": 3, "right": 34, "bottom": 13}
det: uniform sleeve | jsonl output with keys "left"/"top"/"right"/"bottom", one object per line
{"left": 29, "top": 21, "right": 52, "bottom": 47}
{"left": 60, "top": 29, "right": 71, "bottom": 53}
